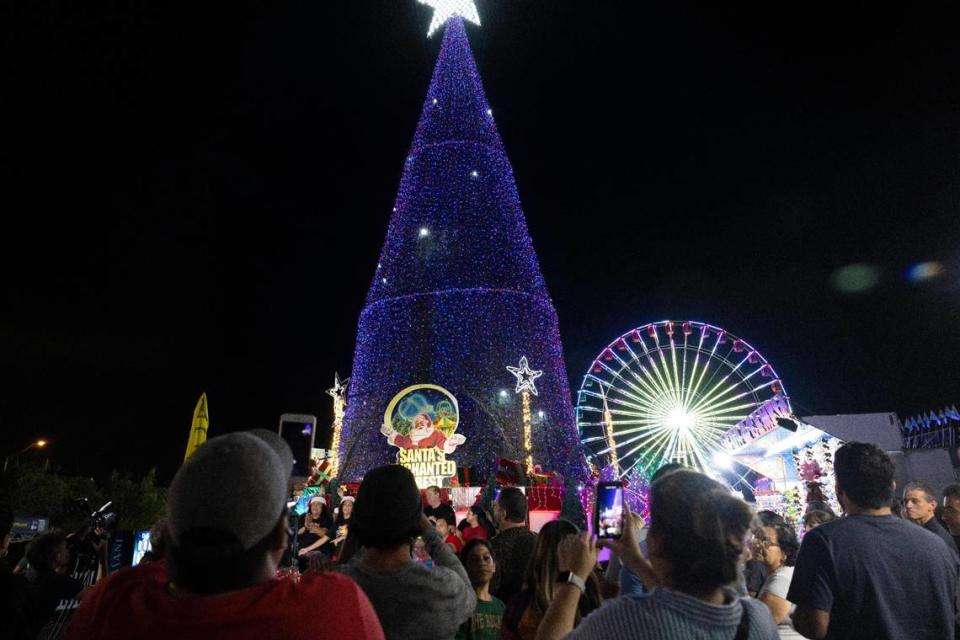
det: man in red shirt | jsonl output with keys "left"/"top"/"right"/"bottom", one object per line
{"left": 66, "top": 432, "right": 384, "bottom": 640}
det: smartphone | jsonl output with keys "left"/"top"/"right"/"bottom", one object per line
{"left": 594, "top": 481, "right": 624, "bottom": 539}
{"left": 278, "top": 413, "right": 318, "bottom": 479}
{"left": 132, "top": 530, "right": 152, "bottom": 566}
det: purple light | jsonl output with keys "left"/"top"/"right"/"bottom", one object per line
{"left": 339, "top": 18, "right": 585, "bottom": 482}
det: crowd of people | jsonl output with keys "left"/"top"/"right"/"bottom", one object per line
{"left": 3, "top": 434, "right": 960, "bottom": 639}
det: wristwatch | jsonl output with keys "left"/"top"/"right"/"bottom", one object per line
{"left": 556, "top": 571, "right": 587, "bottom": 594}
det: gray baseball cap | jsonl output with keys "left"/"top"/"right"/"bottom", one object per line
{"left": 168, "top": 432, "right": 291, "bottom": 550}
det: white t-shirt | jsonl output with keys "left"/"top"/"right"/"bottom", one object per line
{"left": 758, "top": 566, "right": 805, "bottom": 640}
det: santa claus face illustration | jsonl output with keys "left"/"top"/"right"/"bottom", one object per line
{"left": 410, "top": 413, "right": 434, "bottom": 440}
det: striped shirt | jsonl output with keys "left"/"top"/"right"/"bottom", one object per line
{"left": 565, "top": 587, "right": 778, "bottom": 640}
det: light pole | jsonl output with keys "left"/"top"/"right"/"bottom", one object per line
{"left": 3, "top": 439, "right": 47, "bottom": 473}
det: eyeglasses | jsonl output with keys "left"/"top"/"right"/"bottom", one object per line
{"left": 753, "top": 536, "right": 780, "bottom": 549}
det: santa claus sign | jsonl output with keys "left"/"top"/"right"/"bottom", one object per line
{"left": 380, "top": 384, "right": 466, "bottom": 488}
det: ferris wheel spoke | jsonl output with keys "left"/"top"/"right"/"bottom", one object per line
{"left": 695, "top": 361, "right": 769, "bottom": 407}
{"left": 697, "top": 391, "right": 756, "bottom": 418}
{"left": 604, "top": 411, "right": 672, "bottom": 424}
{"left": 604, "top": 365, "right": 676, "bottom": 414}
{"left": 622, "top": 361, "right": 678, "bottom": 411}
{"left": 695, "top": 380, "right": 779, "bottom": 417}
{"left": 605, "top": 387, "right": 673, "bottom": 421}
{"left": 603, "top": 391, "right": 663, "bottom": 415}
{"left": 596, "top": 425, "right": 669, "bottom": 457}
{"left": 685, "top": 327, "right": 708, "bottom": 403}
{"left": 631, "top": 332, "right": 680, "bottom": 406}
{"left": 696, "top": 415, "right": 756, "bottom": 436}
{"left": 687, "top": 439, "right": 716, "bottom": 472}
{"left": 688, "top": 354, "right": 752, "bottom": 414}
{"left": 664, "top": 336, "right": 683, "bottom": 407}
{"left": 685, "top": 329, "right": 723, "bottom": 412}
{"left": 678, "top": 333, "right": 692, "bottom": 409}
{"left": 597, "top": 359, "right": 672, "bottom": 411}
{"left": 669, "top": 336, "right": 682, "bottom": 408}
{"left": 624, "top": 338, "right": 678, "bottom": 407}
{"left": 652, "top": 332, "right": 682, "bottom": 406}
{"left": 600, "top": 421, "right": 676, "bottom": 439}
{"left": 614, "top": 427, "right": 676, "bottom": 471}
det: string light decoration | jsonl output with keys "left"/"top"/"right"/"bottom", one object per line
{"left": 326, "top": 372, "right": 349, "bottom": 477}
{"left": 577, "top": 321, "right": 789, "bottom": 479}
{"left": 419, "top": 0, "right": 481, "bottom": 37}
{"left": 507, "top": 356, "right": 543, "bottom": 396}
{"left": 338, "top": 18, "right": 585, "bottom": 483}
{"left": 507, "top": 356, "right": 543, "bottom": 475}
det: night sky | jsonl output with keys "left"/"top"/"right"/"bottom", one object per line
{"left": 4, "top": 2, "right": 959, "bottom": 483}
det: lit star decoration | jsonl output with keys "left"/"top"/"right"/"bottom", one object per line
{"left": 576, "top": 321, "right": 790, "bottom": 479}
{"left": 337, "top": 17, "right": 586, "bottom": 483}
{"left": 419, "top": 0, "right": 481, "bottom": 37}
{"left": 507, "top": 356, "right": 543, "bottom": 476}
{"left": 507, "top": 356, "right": 543, "bottom": 396}
{"left": 326, "top": 372, "right": 349, "bottom": 477}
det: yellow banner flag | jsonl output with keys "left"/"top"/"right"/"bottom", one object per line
{"left": 184, "top": 392, "right": 209, "bottom": 462}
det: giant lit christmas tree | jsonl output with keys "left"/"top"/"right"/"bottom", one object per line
{"left": 338, "top": 10, "right": 585, "bottom": 483}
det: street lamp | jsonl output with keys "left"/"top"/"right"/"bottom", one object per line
{"left": 3, "top": 439, "right": 49, "bottom": 473}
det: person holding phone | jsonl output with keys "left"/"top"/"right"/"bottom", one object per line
{"left": 600, "top": 463, "right": 683, "bottom": 598}
{"left": 332, "top": 496, "right": 354, "bottom": 552}
{"left": 532, "top": 470, "right": 777, "bottom": 640}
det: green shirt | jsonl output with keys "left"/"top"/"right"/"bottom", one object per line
{"left": 456, "top": 596, "right": 505, "bottom": 640}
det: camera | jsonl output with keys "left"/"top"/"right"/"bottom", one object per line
{"left": 69, "top": 498, "right": 117, "bottom": 573}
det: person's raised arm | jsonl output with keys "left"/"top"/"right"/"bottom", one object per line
{"left": 533, "top": 533, "right": 597, "bottom": 640}
{"left": 597, "top": 504, "right": 660, "bottom": 590}
{"left": 419, "top": 514, "right": 476, "bottom": 624}
{"left": 420, "top": 514, "right": 470, "bottom": 584}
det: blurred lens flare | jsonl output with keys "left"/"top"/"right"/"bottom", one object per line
{"left": 906, "top": 261, "right": 945, "bottom": 283}
{"left": 830, "top": 263, "right": 880, "bottom": 294}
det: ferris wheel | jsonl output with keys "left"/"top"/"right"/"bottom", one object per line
{"left": 577, "top": 321, "right": 790, "bottom": 479}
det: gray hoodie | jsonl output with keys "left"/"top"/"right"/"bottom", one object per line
{"left": 338, "top": 528, "right": 476, "bottom": 640}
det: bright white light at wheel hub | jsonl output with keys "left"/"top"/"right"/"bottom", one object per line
{"left": 665, "top": 407, "right": 695, "bottom": 432}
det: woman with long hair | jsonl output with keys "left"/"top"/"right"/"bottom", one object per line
{"left": 331, "top": 496, "right": 354, "bottom": 557}
{"left": 532, "top": 470, "right": 778, "bottom": 640}
{"left": 500, "top": 519, "right": 602, "bottom": 640}
{"left": 297, "top": 497, "right": 334, "bottom": 564}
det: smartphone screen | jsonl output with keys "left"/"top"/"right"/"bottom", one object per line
{"left": 595, "top": 482, "right": 624, "bottom": 539}
{"left": 132, "top": 530, "right": 152, "bottom": 566}
{"left": 279, "top": 414, "right": 317, "bottom": 478}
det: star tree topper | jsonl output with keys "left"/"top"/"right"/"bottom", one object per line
{"left": 507, "top": 356, "right": 544, "bottom": 396}
{"left": 419, "top": 0, "right": 481, "bottom": 37}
